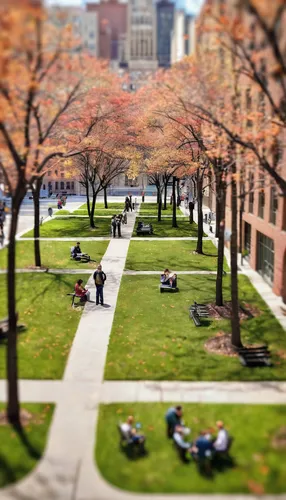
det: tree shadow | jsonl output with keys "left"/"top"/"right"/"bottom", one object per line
{"left": 12, "top": 421, "right": 41, "bottom": 460}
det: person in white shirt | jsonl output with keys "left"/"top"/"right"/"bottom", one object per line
{"left": 120, "top": 416, "right": 145, "bottom": 444}
{"left": 173, "top": 425, "right": 192, "bottom": 451}
{"left": 213, "top": 421, "right": 229, "bottom": 452}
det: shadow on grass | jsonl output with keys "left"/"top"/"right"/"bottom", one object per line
{"left": 120, "top": 442, "right": 148, "bottom": 461}
{"left": 12, "top": 422, "right": 41, "bottom": 460}
{"left": 196, "top": 452, "right": 236, "bottom": 480}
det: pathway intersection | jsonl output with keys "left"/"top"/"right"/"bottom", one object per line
{"left": 0, "top": 200, "right": 285, "bottom": 500}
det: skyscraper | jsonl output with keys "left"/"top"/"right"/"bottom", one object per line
{"left": 127, "top": 0, "right": 158, "bottom": 70}
{"left": 157, "top": 0, "right": 174, "bottom": 67}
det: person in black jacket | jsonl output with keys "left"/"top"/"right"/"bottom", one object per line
{"left": 93, "top": 264, "right": 107, "bottom": 305}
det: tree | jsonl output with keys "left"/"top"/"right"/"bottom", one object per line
{"left": 0, "top": 4, "right": 103, "bottom": 422}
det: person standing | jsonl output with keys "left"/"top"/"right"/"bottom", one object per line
{"left": 189, "top": 200, "right": 194, "bottom": 224}
{"left": 111, "top": 215, "right": 117, "bottom": 238}
{"left": 93, "top": 264, "right": 107, "bottom": 306}
{"left": 116, "top": 216, "right": 122, "bottom": 238}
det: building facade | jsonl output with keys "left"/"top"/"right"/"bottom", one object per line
{"left": 86, "top": 0, "right": 127, "bottom": 61}
{"left": 126, "top": 0, "right": 158, "bottom": 70}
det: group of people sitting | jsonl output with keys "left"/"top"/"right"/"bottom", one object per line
{"left": 119, "top": 406, "right": 230, "bottom": 463}
{"left": 160, "top": 269, "right": 177, "bottom": 288}
{"left": 166, "top": 405, "right": 229, "bottom": 460}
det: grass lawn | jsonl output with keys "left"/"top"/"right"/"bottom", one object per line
{"left": 0, "top": 403, "right": 53, "bottom": 487}
{"left": 104, "top": 274, "right": 286, "bottom": 381}
{"left": 78, "top": 202, "right": 125, "bottom": 211}
{"left": 0, "top": 273, "right": 84, "bottom": 379}
{"left": 96, "top": 402, "right": 286, "bottom": 494}
{"left": 0, "top": 240, "right": 109, "bottom": 270}
{"left": 133, "top": 218, "right": 200, "bottom": 238}
{"left": 54, "top": 210, "right": 70, "bottom": 215}
{"left": 125, "top": 240, "right": 228, "bottom": 271}
{"left": 22, "top": 217, "right": 111, "bottom": 238}
{"left": 73, "top": 210, "right": 121, "bottom": 216}
{"left": 139, "top": 203, "right": 182, "bottom": 215}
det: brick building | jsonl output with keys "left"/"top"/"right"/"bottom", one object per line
{"left": 196, "top": 0, "right": 286, "bottom": 302}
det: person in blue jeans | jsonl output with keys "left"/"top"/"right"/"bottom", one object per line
{"left": 93, "top": 264, "right": 106, "bottom": 305}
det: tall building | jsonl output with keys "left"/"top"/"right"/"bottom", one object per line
{"left": 171, "top": 8, "right": 185, "bottom": 63}
{"left": 156, "top": 0, "right": 174, "bottom": 67}
{"left": 49, "top": 6, "right": 99, "bottom": 56}
{"left": 86, "top": 0, "right": 127, "bottom": 62}
{"left": 127, "top": 0, "right": 158, "bottom": 70}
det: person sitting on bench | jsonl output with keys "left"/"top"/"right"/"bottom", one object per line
{"left": 173, "top": 425, "right": 193, "bottom": 453}
{"left": 72, "top": 242, "right": 90, "bottom": 261}
{"left": 120, "top": 416, "right": 145, "bottom": 444}
{"left": 161, "top": 269, "right": 177, "bottom": 288}
{"left": 213, "top": 421, "right": 229, "bottom": 452}
{"left": 74, "top": 279, "right": 90, "bottom": 302}
{"left": 192, "top": 430, "right": 213, "bottom": 459}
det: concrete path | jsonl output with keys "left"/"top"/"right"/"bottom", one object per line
{"left": 123, "top": 270, "right": 238, "bottom": 275}
{"left": 132, "top": 237, "right": 210, "bottom": 241}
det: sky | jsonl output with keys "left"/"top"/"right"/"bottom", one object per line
{"left": 45, "top": 0, "right": 205, "bottom": 16}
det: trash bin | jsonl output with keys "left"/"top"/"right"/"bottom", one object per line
{"left": 48, "top": 207, "right": 53, "bottom": 217}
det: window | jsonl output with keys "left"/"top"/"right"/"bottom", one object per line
{"left": 249, "top": 174, "right": 254, "bottom": 213}
{"left": 43, "top": 184, "right": 46, "bottom": 190}
{"left": 60, "top": 181, "right": 64, "bottom": 190}
{"left": 257, "top": 232, "right": 274, "bottom": 285}
{"left": 269, "top": 187, "right": 278, "bottom": 225}
{"left": 244, "top": 222, "right": 251, "bottom": 260}
{"left": 258, "top": 174, "right": 264, "bottom": 218}
{"left": 66, "top": 181, "right": 70, "bottom": 190}
{"left": 55, "top": 181, "right": 58, "bottom": 190}
{"left": 71, "top": 181, "right": 74, "bottom": 191}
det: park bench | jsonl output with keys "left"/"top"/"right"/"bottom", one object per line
{"left": 238, "top": 346, "right": 272, "bottom": 367}
{"left": 0, "top": 316, "right": 26, "bottom": 339}
{"left": 189, "top": 302, "right": 209, "bottom": 327}
{"left": 66, "top": 292, "right": 86, "bottom": 308}
{"left": 136, "top": 221, "right": 153, "bottom": 235}
{"left": 117, "top": 423, "right": 146, "bottom": 457}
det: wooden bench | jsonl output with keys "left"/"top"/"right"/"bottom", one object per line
{"left": 189, "top": 302, "right": 209, "bottom": 327}
{"left": 66, "top": 293, "right": 85, "bottom": 308}
{"left": 238, "top": 346, "right": 272, "bottom": 367}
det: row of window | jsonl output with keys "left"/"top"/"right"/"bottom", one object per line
{"left": 249, "top": 185, "right": 278, "bottom": 225}
{"left": 45, "top": 181, "right": 75, "bottom": 191}
{"left": 244, "top": 223, "right": 275, "bottom": 286}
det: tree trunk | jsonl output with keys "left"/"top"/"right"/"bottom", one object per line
{"left": 163, "top": 182, "right": 167, "bottom": 210}
{"left": 89, "top": 191, "right": 97, "bottom": 228}
{"left": 215, "top": 171, "right": 221, "bottom": 238}
{"left": 158, "top": 189, "right": 162, "bottom": 222}
{"left": 7, "top": 195, "right": 23, "bottom": 424}
{"left": 156, "top": 189, "right": 159, "bottom": 204}
{"left": 104, "top": 186, "right": 108, "bottom": 209}
{"left": 239, "top": 196, "right": 244, "bottom": 266}
{"left": 196, "top": 173, "right": 203, "bottom": 254}
{"left": 172, "top": 176, "right": 177, "bottom": 228}
{"left": 86, "top": 183, "right": 91, "bottom": 218}
{"left": 230, "top": 162, "right": 242, "bottom": 348}
{"left": 32, "top": 180, "right": 42, "bottom": 268}
{"left": 176, "top": 178, "right": 180, "bottom": 206}
{"left": 215, "top": 183, "right": 226, "bottom": 306}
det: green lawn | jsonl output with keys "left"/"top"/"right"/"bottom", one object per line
{"left": 96, "top": 403, "right": 286, "bottom": 494}
{"left": 22, "top": 217, "right": 111, "bottom": 238}
{"left": 78, "top": 202, "right": 125, "bottom": 211}
{"left": 0, "top": 273, "right": 84, "bottom": 379}
{"left": 126, "top": 240, "right": 228, "bottom": 271}
{"left": 104, "top": 275, "right": 286, "bottom": 381}
{"left": 54, "top": 210, "right": 70, "bottom": 215}
{"left": 139, "top": 203, "right": 182, "bottom": 215}
{"left": 0, "top": 240, "right": 109, "bottom": 270}
{"left": 73, "top": 210, "right": 121, "bottom": 216}
{"left": 133, "top": 218, "right": 200, "bottom": 238}
{"left": 0, "top": 403, "right": 53, "bottom": 488}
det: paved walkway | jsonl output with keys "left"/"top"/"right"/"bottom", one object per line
{"left": 124, "top": 270, "right": 238, "bottom": 275}
{"left": 132, "top": 236, "right": 210, "bottom": 241}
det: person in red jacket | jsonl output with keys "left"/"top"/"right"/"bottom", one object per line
{"left": 74, "top": 279, "right": 90, "bottom": 302}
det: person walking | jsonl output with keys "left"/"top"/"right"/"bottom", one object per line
{"left": 93, "top": 264, "right": 107, "bottom": 306}
{"left": 116, "top": 215, "right": 122, "bottom": 238}
{"left": 111, "top": 215, "right": 117, "bottom": 238}
{"left": 189, "top": 200, "right": 194, "bottom": 224}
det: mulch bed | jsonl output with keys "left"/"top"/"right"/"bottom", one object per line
{"left": 205, "top": 331, "right": 266, "bottom": 357}
{"left": 205, "top": 332, "right": 238, "bottom": 357}
{"left": 206, "top": 301, "right": 261, "bottom": 320}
